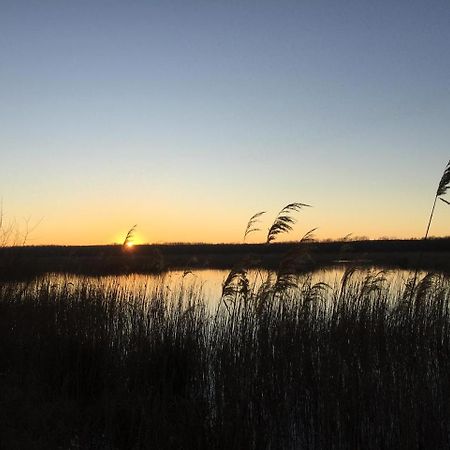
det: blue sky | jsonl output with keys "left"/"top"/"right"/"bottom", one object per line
{"left": 1, "top": 0, "right": 449, "bottom": 244}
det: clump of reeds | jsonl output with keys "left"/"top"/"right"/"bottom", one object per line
{"left": 241, "top": 202, "right": 311, "bottom": 244}
{"left": 2, "top": 269, "right": 447, "bottom": 449}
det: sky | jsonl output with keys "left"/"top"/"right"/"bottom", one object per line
{"left": 1, "top": 0, "right": 449, "bottom": 245}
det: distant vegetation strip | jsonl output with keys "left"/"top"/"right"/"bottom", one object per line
{"left": 1, "top": 238, "right": 450, "bottom": 279}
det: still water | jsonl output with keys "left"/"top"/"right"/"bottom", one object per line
{"left": 33, "top": 266, "right": 428, "bottom": 307}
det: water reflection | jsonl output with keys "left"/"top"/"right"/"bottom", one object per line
{"left": 21, "top": 266, "right": 432, "bottom": 308}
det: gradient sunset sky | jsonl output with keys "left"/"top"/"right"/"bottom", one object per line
{"left": 1, "top": 0, "right": 449, "bottom": 245}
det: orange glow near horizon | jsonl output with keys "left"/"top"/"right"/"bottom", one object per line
{"left": 7, "top": 196, "right": 450, "bottom": 246}
{"left": 21, "top": 215, "right": 450, "bottom": 247}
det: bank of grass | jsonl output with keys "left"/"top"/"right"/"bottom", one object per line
{"left": 0, "top": 270, "right": 449, "bottom": 449}
{"left": 2, "top": 238, "right": 450, "bottom": 280}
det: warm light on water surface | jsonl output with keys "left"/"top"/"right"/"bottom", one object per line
{"left": 26, "top": 267, "right": 433, "bottom": 309}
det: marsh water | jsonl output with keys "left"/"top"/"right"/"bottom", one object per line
{"left": 21, "top": 266, "right": 431, "bottom": 308}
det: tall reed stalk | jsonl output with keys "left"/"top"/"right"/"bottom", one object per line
{"left": 424, "top": 160, "right": 450, "bottom": 240}
{"left": 410, "top": 160, "right": 450, "bottom": 295}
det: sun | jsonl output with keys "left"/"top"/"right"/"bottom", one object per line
{"left": 125, "top": 241, "right": 135, "bottom": 248}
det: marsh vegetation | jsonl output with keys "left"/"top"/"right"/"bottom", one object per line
{"left": 0, "top": 268, "right": 449, "bottom": 449}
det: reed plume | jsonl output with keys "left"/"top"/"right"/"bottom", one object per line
{"left": 436, "top": 160, "right": 450, "bottom": 197}
{"left": 299, "top": 227, "right": 317, "bottom": 244}
{"left": 243, "top": 211, "right": 265, "bottom": 241}
{"left": 123, "top": 224, "right": 137, "bottom": 246}
{"left": 266, "top": 202, "right": 310, "bottom": 243}
{"left": 424, "top": 160, "right": 450, "bottom": 239}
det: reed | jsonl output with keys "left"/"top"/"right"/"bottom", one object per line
{"left": 243, "top": 211, "right": 265, "bottom": 241}
{"left": 123, "top": 224, "right": 137, "bottom": 247}
{"left": 266, "top": 202, "right": 311, "bottom": 244}
{"left": 424, "top": 160, "right": 450, "bottom": 239}
{"left": 0, "top": 270, "right": 448, "bottom": 449}
{"left": 410, "top": 161, "right": 450, "bottom": 293}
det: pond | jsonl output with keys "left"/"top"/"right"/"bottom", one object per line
{"left": 17, "top": 266, "right": 432, "bottom": 309}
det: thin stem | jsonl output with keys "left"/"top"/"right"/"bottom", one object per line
{"left": 424, "top": 195, "right": 438, "bottom": 241}
{"left": 411, "top": 195, "right": 438, "bottom": 298}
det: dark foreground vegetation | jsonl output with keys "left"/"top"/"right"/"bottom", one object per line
{"left": 1, "top": 237, "right": 450, "bottom": 279}
{"left": 0, "top": 269, "right": 449, "bottom": 449}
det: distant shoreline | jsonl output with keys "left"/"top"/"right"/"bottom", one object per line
{"left": 1, "top": 238, "right": 450, "bottom": 279}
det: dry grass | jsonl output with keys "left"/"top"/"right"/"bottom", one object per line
{"left": 0, "top": 269, "right": 448, "bottom": 449}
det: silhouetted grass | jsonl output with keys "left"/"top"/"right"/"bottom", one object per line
{"left": 0, "top": 270, "right": 448, "bottom": 449}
